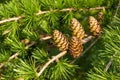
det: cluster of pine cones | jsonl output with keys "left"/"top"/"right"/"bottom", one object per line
{"left": 53, "top": 16, "right": 102, "bottom": 58}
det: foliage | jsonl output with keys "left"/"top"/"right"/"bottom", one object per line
{"left": 87, "top": 15, "right": 120, "bottom": 80}
{"left": 0, "top": 0, "right": 120, "bottom": 80}
{"left": 50, "top": 59, "right": 78, "bottom": 80}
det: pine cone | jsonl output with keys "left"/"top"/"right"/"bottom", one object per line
{"left": 97, "top": 12, "right": 103, "bottom": 24}
{"left": 89, "top": 16, "right": 101, "bottom": 37}
{"left": 69, "top": 36, "right": 83, "bottom": 58}
{"left": 71, "top": 18, "right": 85, "bottom": 40}
{"left": 53, "top": 29, "right": 69, "bottom": 51}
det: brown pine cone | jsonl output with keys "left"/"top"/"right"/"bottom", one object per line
{"left": 71, "top": 18, "right": 85, "bottom": 40}
{"left": 69, "top": 36, "right": 83, "bottom": 58}
{"left": 89, "top": 16, "right": 101, "bottom": 37}
{"left": 53, "top": 29, "right": 69, "bottom": 51}
{"left": 97, "top": 12, "right": 103, "bottom": 24}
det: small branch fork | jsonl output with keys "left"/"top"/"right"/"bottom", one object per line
{"left": 0, "top": 6, "right": 106, "bottom": 24}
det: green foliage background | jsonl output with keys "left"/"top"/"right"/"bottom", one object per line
{"left": 0, "top": 0, "right": 120, "bottom": 80}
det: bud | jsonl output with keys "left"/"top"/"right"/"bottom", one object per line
{"left": 21, "top": 39, "right": 30, "bottom": 45}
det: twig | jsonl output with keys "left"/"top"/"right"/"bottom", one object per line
{"left": 87, "top": 6, "right": 107, "bottom": 10}
{"left": 114, "top": 0, "right": 120, "bottom": 16}
{"left": 0, "top": 16, "right": 24, "bottom": 24}
{"left": 0, "top": 51, "right": 20, "bottom": 68}
{"left": 71, "top": 36, "right": 101, "bottom": 64}
{"left": 0, "top": 41, "right": 36, "bottom": 68}
{"left": 82, "top": 36, "right": 93, "bottom": 44}
{"left": 0, "top": 6, "right": 107, "bottom": 24}
{"left": 59, "top": 8, "right": 75, "bottom": 12}
{"left": 36, "top": 51, "right": 67, "bottom": 77}
{"left": 25, "top": 41, "right": 36, "bottom": 49}
{"left": 2, "top": 29, "right": 12, "bottom": 35}
{"left": 36, "top": 35, "right": 95, "bottom": 77}
{"left": 35, "top": 11, "right": 50, "bottom": 16}
{"left": 36, "top": 8, "right": 75, "bottom": 15}
{"left": 104, "top": 54, "right": 116, "bottom": 72}
{"left": 40, "top": 35, "right": 52, "bottom": 41}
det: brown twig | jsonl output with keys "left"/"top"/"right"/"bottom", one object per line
{"left": 0, "top": 16, "right": 24, "bottom": 24}
{"left": 0, "top": 6, "right": 107, "bottom": 24}
{"left": 2, "top": 29, "right": 12, "bottom": 35}
{"left": 25, "top": 41, "right": 36, "bottom": 49}
{"left": 0, "top": 41, "right": 36, "bottom": 68}
{"left": 40, "top": 35, "right": 52, "bottom": 41}
{"left": 104, "top": 54, "right": 116, "bottom": 72}
{"left": 114, "top": 0, "right": 120, "bottom": 16}
{"left": 87, "top": 6, "right": 107, "bottom": 10}
{"left": 82, "top": 36, "right": 93, "bottom": 44}
{"left": 0, "top": 51, "right": 20, "bottom": 68}
{"left": 36, "top": 35, "right": 95, "bottom": 77}
{"left": 36, "top": 51, "right": 67, "bottom": 77}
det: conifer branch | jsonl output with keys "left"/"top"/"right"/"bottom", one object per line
{"left": 0, "top": 36, "right": 52, "bottom": 68}
{"left": 0, "top": 41, "right": 36, "bottom": 68}
{"left": 0, "top": 6, "right": 107, "bottom": 24}
{"left": 37, "top": 35, "right": 94, "bottom": 77}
